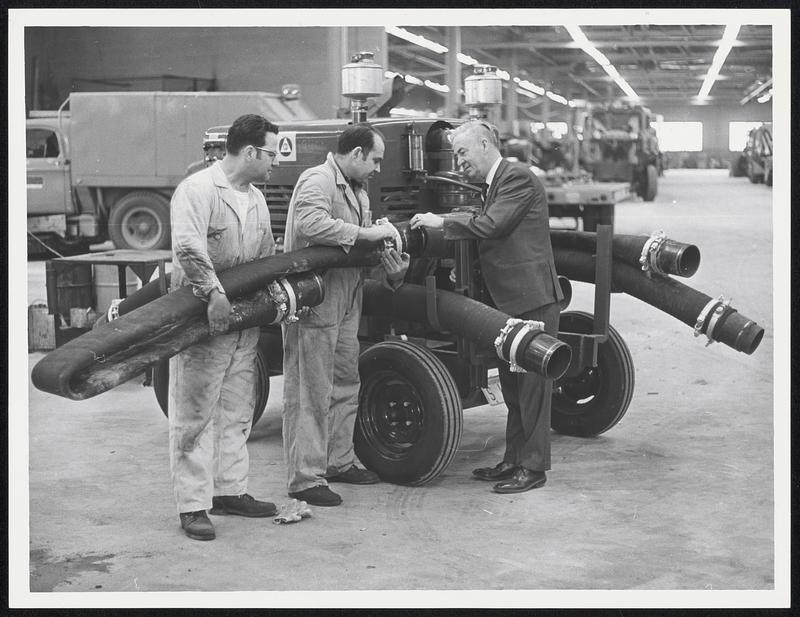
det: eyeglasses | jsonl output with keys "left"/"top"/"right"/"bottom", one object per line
{"left": 255, "top": 146, "right": 277, "bottom": 159}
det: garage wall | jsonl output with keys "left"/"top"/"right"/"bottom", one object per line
{"left": 24, "top": 26, "right": 388, "bottom": 120}
{"left": 649, "top": 101, "right": 773, "bottom": 166}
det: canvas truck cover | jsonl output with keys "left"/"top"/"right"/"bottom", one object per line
{"left": 69, "top": 91, "right": 302, "bottom": 187}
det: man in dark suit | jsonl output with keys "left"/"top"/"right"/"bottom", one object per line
{"left": 410, "top": 120, "right": 563, "bottom": 493}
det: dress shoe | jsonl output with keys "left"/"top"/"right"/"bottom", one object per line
{"left": 209, "top": 493, "right": 277, "bottom": 517}
{"left": 472, "top": 461, "right": 519, "bottom": 481}
{"left": 289, "top": 485, "right": 343, "bottom": 507}
{"left": 179, "top": 510, "right": 215, "bottom": 541}
{"left": 327, "top": 465, "right": 380, "bottom": 484}
{"left": 493, "top": 468, "right": 547, "bottom": 493}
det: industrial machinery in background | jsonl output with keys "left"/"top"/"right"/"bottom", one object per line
{"left": 33, "top": 55, "right": 764, "bottom": 487}
{"left": 579, "top": 101, "right": 662, "bottom": 201}
{"left": 26, "top": 90, "right": 316, "bottom": 255}
{"left": 730, "top": 123, "right": 772, "bottom": 186}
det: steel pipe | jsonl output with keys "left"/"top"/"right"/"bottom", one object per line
{"left": 31, "top": 272, "right": 324, "bottom": 400}
{"left": 552, "top": 248, "right": 764, "bottom": 354}
{"left": 362, "top": 281, "right": 572, "bottom": 379}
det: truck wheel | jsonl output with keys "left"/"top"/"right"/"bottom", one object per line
{"left": 355, "top": 340, "right": 463, "bottom": 485}
{"left": 642, "top": 165, "right": 658, "bottom": 201}
{"left": 551, "top": 311, "right": 635, "bottom": 437}
{"left": 109, "top": 191, "right": 171, "bottom": 251}
{"left": 747, "top": 161, "right": 763, "bottom": 184}
{"left": 152, "top": 348, "right": 270, "bottom": 429}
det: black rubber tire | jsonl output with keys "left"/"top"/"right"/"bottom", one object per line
{"left": 551, "top": 311, "right": 635, "bottom": 437}
{"left": 355, "top": 340, "right": 463, "bottom": 485}
{"left": 153, "top": 348, "right": 269, "bottom": 428}
{"left": 108, "top": 191, "right": 171, "bottom": 251}
{"left": 642, "top": 164, "right": 657, "bottom": 201}
{"left": 765, "top": 168, "right": 773, "bottom": 187}
{"left": 747, "top": 161, "right": 763, "bottom": 184}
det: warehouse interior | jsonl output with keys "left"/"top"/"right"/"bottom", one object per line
{"left": 12, "top": 9, "right": 789, "bottom": 609}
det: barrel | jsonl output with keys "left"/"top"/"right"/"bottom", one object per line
{"left": 46, "top": 261, "right": 94, "bottom": 326}
{"left": 94, "top": 265, "right": 139, "bottom": 316}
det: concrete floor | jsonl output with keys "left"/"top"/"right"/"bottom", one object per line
{"left": 17, "top": 169, "right": 785, "bottom": 605}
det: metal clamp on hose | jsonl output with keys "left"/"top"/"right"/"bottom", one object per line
{"left": 639, "top": 230, "right": 667, "bottom": 275}
{"left": 107, "top": 298, "right": 122, "bottom": 322}
{"left": 693, "top": 295, "right": 731, "bottom": 345}
{"left": 375, "top": 217, "right": 403, "bottom": 252}
{"left": 494, "top": 318, "right": 545, "bottom": 373}
{"left": 267, "top": 278, "right": 300, "bottom": 324}
{"left": 704, "top": 296, "right": 732, "bottom": 347}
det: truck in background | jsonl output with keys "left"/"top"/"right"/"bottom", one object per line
{"left": 26, "top": 90, "right": 315, "bottom": 254}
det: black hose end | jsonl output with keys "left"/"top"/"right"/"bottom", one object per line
{"left": 518, "top": 332, "right": 573, "bottom": 379}
{"left": 657, "top": 240, "right": 701, "bottom": 278}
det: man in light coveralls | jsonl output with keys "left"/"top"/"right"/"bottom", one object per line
{"left": 169, "top": 114, "right": 280, "bottom": 541}
{"left": 282, "top": 125, "right": 409, "bottom": 507}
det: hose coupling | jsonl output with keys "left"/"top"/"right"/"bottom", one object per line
{"left": 267, "top": 278, "right": 300, "bottom": 324}
{"left": 693, "top": 294, "right": 733, "bottom": 346}
{"left": 494, "top": 318, "right": 545, "bottom": 373}
{"left": 375, "top": 217, "right": 404, "bottom": 253}
{"left": 106, "top": 298, "right": 122, "bottom": 322}
{"left": 638, "top": 230, "right": 667, "bottom": 276}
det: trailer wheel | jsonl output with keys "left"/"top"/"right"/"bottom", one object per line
{"left": 109, "top": 191, "right": 171, "bottom": 251}
{"left": 642, "top": 164, "right": 658, "bottom": 201}
{"left": 152, "top": 348, "right": 270, "bottom": 428}
{"left": 551, "top": 311, "right": 635, "bottom": 437}
{"left": 355, "top": 340, "right": 463, "bottom": 485}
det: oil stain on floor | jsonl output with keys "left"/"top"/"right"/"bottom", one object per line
{"left": 30, "top": 548, "right": 115, "bottom": 592}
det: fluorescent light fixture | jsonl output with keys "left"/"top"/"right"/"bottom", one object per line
{"left": 386, "top": 26, "right": 448, "bottom": 54}
{"left": 515, "top": 87, "right": 538, "bottom": 100}
{"left": 517, "top": 79, "right": 545, "bottom": 96}
{"left": 424, "top": 79, "right": 450, "bottom": 93}
{"left": 697, "top": 24, "right": 741, "bottom": 98}
{"left": 757, "top": 89, "right": 773, "bottom": 103}
{"left": 384, "top": 71, "right": 399, "bottom": 79}
{"left": 496, "top": 69, "right": 510, "bottom": 80}
{"left": 564, "top": 24, "right": 639, "bottom": 99}
{"left": 457, "top": 52, "right": 479, "bottom": 65}
{"left": 404, "top": 74, "right": 423, "bottom": 86}
{"left": 546, "top": 91, "right": 568, "bottom": 105}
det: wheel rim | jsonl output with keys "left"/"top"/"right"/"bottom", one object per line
{"left": 120, "top": 206, "right": 164, "bottom": 249}
{"left": 553, "top": 364, "right": 605, "bottom": 414}
{"left": 359, "top": 370, "right": 425, "bottom": 460}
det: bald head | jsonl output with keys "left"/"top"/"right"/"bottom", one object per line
{"left": 451, "top": 120, "right": 502, "bottom": 181}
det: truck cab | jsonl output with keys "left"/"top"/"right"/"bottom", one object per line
{"left": 26, "top": 114, "right": 77, "bottom": 247}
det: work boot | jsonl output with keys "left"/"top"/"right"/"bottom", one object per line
{"left": 327, "top": 465, "right": 380, "bottom": 484}
{"left": 209, "top": 493, "right": 277, "bottom": 517}
{"left": 289, "top": 485, "right": 342, "bottom": 507}
{"left": 179, "top": 510, "right": 215, "bottom": 541}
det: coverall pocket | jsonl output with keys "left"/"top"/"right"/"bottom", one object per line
{"left": 206, "top": 226, "right": 228, "bottom": 261}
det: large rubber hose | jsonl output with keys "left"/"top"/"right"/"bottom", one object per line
{"left": 552, "top": 248, "right": 764, "bottom": 354}
{"left": 550, "top": 230, "right": 701, "bottom": 278}
{"left": 31, "top": 272, "right": 324, "bottom": 400}
{"left": 362, "top": 281, "right": 572, "bottom": 379}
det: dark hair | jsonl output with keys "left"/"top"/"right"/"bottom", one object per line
{"left": 226, "top": 114, "right": 279, "bottom": 155}
{"left": 336, "top": 124, "right": 385, "bottom": 157}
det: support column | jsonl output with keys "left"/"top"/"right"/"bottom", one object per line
{"left": 507, "top": 51, "right": 519, "bottom": 136}
{"left": 445, "top": 26, "right": 461, "bottom": 118}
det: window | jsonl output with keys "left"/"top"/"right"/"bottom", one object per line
{"left": 653, "top": 121, "right": 703, "bottom": 152}
{"left": 729, "top": 121, "right": 766, "bottom": 152}
{"left": 27, "top": 129, "right": 60, "bottom": 158}
{"left": 531, "top": 122, "right": 569, "bottom": 140}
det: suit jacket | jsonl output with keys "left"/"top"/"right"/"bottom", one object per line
{"left": 442, "top": 158, "right": 563, "bottom": 316}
